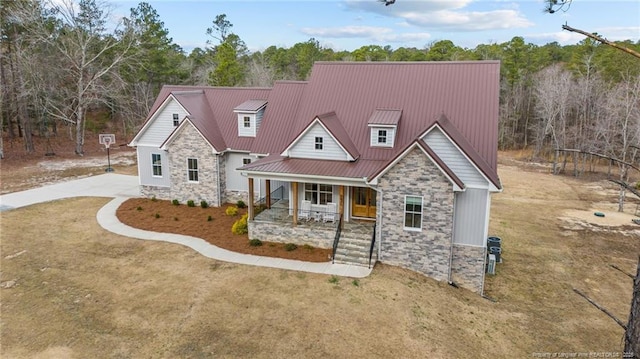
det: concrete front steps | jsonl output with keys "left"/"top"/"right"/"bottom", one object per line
{"left": 333, "top": 233, "right": 377, "bottom": 267}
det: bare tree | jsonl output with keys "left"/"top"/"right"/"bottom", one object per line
{"left": 17, "top": 0, "right": 133, "bottom": 155}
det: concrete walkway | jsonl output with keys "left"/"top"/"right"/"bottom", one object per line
{"left": 1, "top": 174, "right": 373, "bottom": 278}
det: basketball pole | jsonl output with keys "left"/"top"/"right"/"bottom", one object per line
{"left": 106, "top": 143, "right": 114, "bottom": 172}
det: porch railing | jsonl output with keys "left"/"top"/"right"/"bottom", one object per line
{"left": 368, "top": 223, "right": 377, "bottom": 269}
{"left": 332, "top": 214, "right": 343, "bottom": 264}
{"left": 253, "top": 206, "right": 341, "bottom": 226}
{"left": 254, "top": 185, "right": 284, "bottom": 215}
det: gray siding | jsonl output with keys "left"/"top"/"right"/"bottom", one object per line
{"left": 423, "top": 127, "right": 487, "bottom": 188}
{"left": 138, "top": 98, "right": 188, "bottom": 146}
{"left": 369, "top": 126, "right": 395, "bottom": 147}
{"left": 453, "top": 188, "right": 489, "bottom": 246}
{"left": 256, "top": 108, "right": 265, "bottom": 134}
{"left": 237, "top": 113, "right": 256, "bottom": 137}
{"left": 137, "top": 146, "right": 170, "bottom": 187}
{"left": 226, "top": 152, "right": 254, "bottom": 191}
{"left": 288, "top": 123, "right": 348, "bottom": 161}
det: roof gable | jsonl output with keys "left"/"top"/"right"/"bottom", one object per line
{"left": 161, "top": 117, "right": 218, "bottom": 153}
{"left": 421, "top": 114, "right": 501, "bottom": 190}
{"left": 129, "top": 94, "right": 190, "bottom": 146}
{"left": 281, "top": 113, "right": 357, "bottom": 161}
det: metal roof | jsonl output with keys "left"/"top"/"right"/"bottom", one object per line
{"left": 368, "top": 109, "right": 402, "bottom": 126}
{"left": 234, "top": 99, "right": 268, "bottom": 112}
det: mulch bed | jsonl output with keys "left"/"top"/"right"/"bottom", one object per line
{"left": 116, "top": 198, "right": 331, "bottom": 262}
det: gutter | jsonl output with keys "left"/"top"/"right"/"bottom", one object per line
{"left": 447, "top": 193, "right": 456, "bottom": 286}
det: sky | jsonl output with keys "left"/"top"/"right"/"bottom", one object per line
{"left": 105, "top": 0, "right": 640, "bottom": 53}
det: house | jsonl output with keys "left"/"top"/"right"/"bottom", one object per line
{"left": 129, "top": 61, "right": 502, "bottom": 294}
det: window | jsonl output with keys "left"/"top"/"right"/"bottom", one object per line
{"left": 304, "top": 183, "right": 333, "bottom": 205}
{"left": 151, "top": 153, "right": 162, "bottom": 177}
{"left": 243, "top": 116, "right": 251, "bottom": 128}
{"left": 404, "top": 196, "right": 423, "bottom": 230}
{"left": 242, "top": 158, "right": 251, "bottom": 165}
{"left": 378, "top": 129, "right": 387, "bottom": 144}
{"left": 187, "top": 158, "right": 199, "bottom": 182}
{"left": 173, "top": 113, "right": 180, "bottom": 126}
{"left": 315, "top": 136, "right": 323, "bottom": 150}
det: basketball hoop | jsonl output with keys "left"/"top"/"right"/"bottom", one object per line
{"left": 99, "top": 134, "right": 116, "bottom": 172}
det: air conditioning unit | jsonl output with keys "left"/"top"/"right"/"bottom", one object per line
{"left": 487, "top": 254, "right": 496, "bottom": 275}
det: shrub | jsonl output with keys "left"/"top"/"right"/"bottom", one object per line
{"left": 328, "top": 275, "right": 339, "bottom": 284}
{"left": 187, "top": 200, "right": 195, "bottom": 207}
{"left": 151, "top": 196, "right": 157, "bottom": 202}
{"left": 302, "top": 244, "right": 314, "bottom": 252}
{"left": 200, "top": 200, "right": 209, "bottom": 208}
{"left": 207, "top": 215, "right": 213, "bottom": 222}
{"left": 249, "top": 239, "right": 263, "bottom": 247}
{"left": 136, "top": 206, "right": 143, "bottom": 211}
{"left": 174, "top": 217, "right": 179, "bottom": 221}
{"left": 172, "top": 199, "right": 180, "bottom": 206}
{"left": 155, "top": 213, "right": 160, "bottom": 219}
{"left": 225, "top": 206, "right": 239, "bottom": 216}
{"left": 232, "top": 214, "right": 248, "bottom": 234}
{"left": 236, "top": 200, "right": 247, "bottom": 208}
{"left": 352, "top": 279, "right": 360, "bottom": 287}
{"left": 284, "top": 243, "right": 298, "bottom": 252}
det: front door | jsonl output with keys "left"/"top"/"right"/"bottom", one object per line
{"left": 352, "top": 187, "right": 377, "bottom": 219}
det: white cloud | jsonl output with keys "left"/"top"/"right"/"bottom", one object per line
{"left": 301, "top": 25, "right": 431, "bottom": 43}
{"left": 526, "top": 26, "right": 640, "bottom": 46}
{"left": 344, "top": 0, "right": 533, "bottom": 31}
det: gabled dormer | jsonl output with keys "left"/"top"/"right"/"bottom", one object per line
{"left": 368, "top": 109, "right": 401, "bottom": 148}
{"left": 234, "top": 99, "right": 267, "bottom": 137}
{"left": 281, "top": 112, "right": 359, "bottom": 161}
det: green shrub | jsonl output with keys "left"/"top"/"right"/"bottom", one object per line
{"left": 200, "top": 200, "right": 209, "bottom": 208}
{"left": 232, "top": 214, "right": 248, "bottom": 234}
{"left": 236, "top": 200, "right": 247, "bottom": 208}
{"left": 352, "top": 279, "right": 360, "bottom": 287}
{"left": 151, "top": 196, "right": 157, "bottom": 202}
{"left": 284, "top": 243, "right": 298, "bottom": 251}
{"left": 225, "top": 206, "right": 239, "bottom": 216}
{"left": 328, "top": 275, "right": 339, "bottom": 284}
{"left": 136, "top": 206, "right": 143, "bottom": 211}
{"left": 172, "top": 199, "right": 180, "bottom": 206}
{"left": 155, "top": 213, "right": 160, "bottom": 219}
{"left": 187, "top": 200, "right": 195, "bottom": 207}
{"left": 302, "top": 244, "right": 314, "bottom": 252}
{"left": 207, "top": 215, "right": 213, "bottom": 222}
{"left": 249, "top": 239, "right": 263, "bottom": 247}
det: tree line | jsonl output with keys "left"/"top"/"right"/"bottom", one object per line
{"left": 1, "top": 0, "right": 639, "bottom": 160}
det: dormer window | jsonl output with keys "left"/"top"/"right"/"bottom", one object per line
{"left": 243, "top": 116, "right": 251, "bottom": 128}
{"left": 315, "top": 136, "right": 323, "bottom": 150}
{"left": 173, "top": 113, "right": 179, "bottom": 126}
{"left": 378, "top": 130, "right": 387, "bottom": 144}
{"left": 234, "top": 99, "right": 267, "bottom": 138}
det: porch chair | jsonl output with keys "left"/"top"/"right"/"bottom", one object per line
{"left": 323, "top": 202, "right": 337, "bottom": 223}
{"left": 299, "top": 200, "right": 311, "bottom": 221}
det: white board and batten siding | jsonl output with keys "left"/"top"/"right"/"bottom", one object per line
{"left": 137, "top": 145, "right": 170, "bottom": 187}
{"left": 453, "top": 188, "right": 489, "bottom": 246}
{"left": 422, "top": 127, "right": 488, "bottom": 188}
{"left": 288, "top": 123, "right": 349, "bottom": 161}
{"left": 226, "top": 153, "right": 256, "bottom": 191}
{"left": 138, "top": 99, "right": 188, "bottom": 146}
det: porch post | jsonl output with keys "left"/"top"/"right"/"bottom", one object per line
{"left": 265, "top": 180, "right": 271, "bottom": 209}
{"left": 248, "top": 177, "right": 255, "bottom": 220}
{"left": 292, "top": 182, "right": 298, "bottom": 226}
{"left": 339, "top": 185, "right": 345, "bottom": 229}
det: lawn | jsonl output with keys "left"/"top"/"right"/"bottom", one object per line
{"left": 0, "top": 153, "right": 637, "bottom": 358}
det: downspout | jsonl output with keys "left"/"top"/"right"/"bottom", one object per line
{"left": 216, "top": 153, "right": 221, "bottom": 207}
{"left": 448, "top": 192, "right": 457, "bottom": 286}
{"left": 377, "top": 188, "right": 383, "bottom": 260}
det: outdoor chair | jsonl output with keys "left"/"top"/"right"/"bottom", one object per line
{"left": 299, "top": 200, "right": 311, "bottom": 221}
{"left": 323, "top": 202, "right": 337, "bottom": 223}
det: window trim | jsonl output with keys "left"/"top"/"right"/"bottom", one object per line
{"left": 403, "top": 195, "right": 423, "bottom": 231}
{"left": 377, "top": 129, "right": 387, "bottom": 144}
{"left": 314, "top": 136, "right": 323, "bottom": 150}
{"left": 243, "top": 116, "right": 251, "bottom": 128}
{"left": 304, "top": 183, "right": 333, "bottom": 205}
{"left": 151, "top": 153, "right": 162, "bottom": 177}
{"left": 187, "top": 157, "right": 199, "bottom": 183}
{"left": 242, "top": 157, "right": 252, "bottom": 165}
{"left": 172, "top": 113, "right": 180, "bottom": 126}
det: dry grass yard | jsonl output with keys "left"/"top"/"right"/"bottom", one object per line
{"left": 1, "top": 152, "right": 638, "bottom": 358}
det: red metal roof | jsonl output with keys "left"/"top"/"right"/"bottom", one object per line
{"left": 313, "top": 111, "right": 359, "bottom": 160}
{"left": 368, "top": 109, "right": 402, "bottom": 126}
{"left": 234, "top": 99, "right": 268, "bottom": 112}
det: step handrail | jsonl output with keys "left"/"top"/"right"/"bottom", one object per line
{"left": 368, "top": 223, "right": 376, "bottom": 268}
{"left": 331, "top": 214, "right": 343, "bottom": 264}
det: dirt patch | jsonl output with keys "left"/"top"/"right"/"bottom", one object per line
{"left": 116, "top": 198, "right": 332, "bottom": 262}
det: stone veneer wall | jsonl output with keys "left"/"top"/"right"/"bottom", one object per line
{"left": 141, "top": 185, "right": 171, "bottom": 200}
{"left": 377, "top": 147, "right": 454, "bottom": 283}
{"left": 168, "top": 124, "right": 224, "bottom": 206}
{"left": 248, "top": 221, "right": 335, "bottom": 249}
{"left": 450, "top": 244, "right": 486, "bottom": 294}
{"left": 224, "top": 190, "right": 248, "bottom": 205}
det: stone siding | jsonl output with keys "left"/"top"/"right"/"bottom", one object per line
{"left": 377, "top": 147, "right": 454, "bottom": 283}
{"left": 141, "top": 185, "right": 171, "bottom": 200}
{"left": 450, "top": 244, "right": 486, "bottom": 294}
{"left": 225, "top": 189, "right": 248, "bottom": 205}
{"left": 168, "top": 124, "right": 223, "bottom": 206}
{"left": 248, "top": 220, "right": 335, "bottom": 249}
